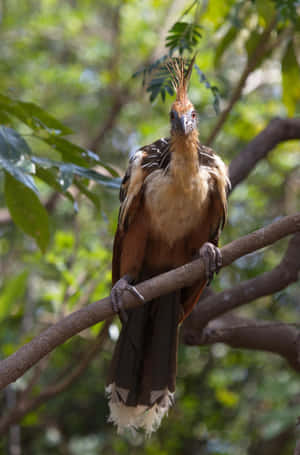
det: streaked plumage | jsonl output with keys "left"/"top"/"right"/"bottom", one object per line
{"left": 107, "top": 58, "right": 230, "bottom": 436}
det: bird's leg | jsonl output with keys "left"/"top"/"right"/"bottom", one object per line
{"left": 111, "top": 274, "right": 144, "bottom": 323}
{"left": 198, "top": 242, "right": 222, "bottom": 285}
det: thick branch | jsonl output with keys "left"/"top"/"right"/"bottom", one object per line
{"left": 183, "top": 313, "right": 300, "bottom": 372}
{"left": 229, "top": 117, "right": 300, "bottom": 190}
{"left": 188, "top": 232, "right": 300, "bottom": 330}
{"left": 0, "top": 213, "right": 299, "bottom": 390}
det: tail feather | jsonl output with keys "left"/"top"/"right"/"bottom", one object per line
{"left": 106, "top": 291, "right": 181, "bottom": 435}
{"left": 106, "top": 383, "right": 174, "bottom": 436}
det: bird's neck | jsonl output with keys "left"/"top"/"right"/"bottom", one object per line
{"left": 170, "top": 130, "right": 199, "bottom": 187}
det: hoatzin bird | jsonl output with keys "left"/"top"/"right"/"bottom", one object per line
{"left": 106, "top": 59, "right": 230, "bottom": 435}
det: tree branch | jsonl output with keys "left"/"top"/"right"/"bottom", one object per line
{"left": 183, "top": 313, "right": 300, "bottom": 372}
{"left": 0, "top": 213, "right": 299, "bottom": 390}
{"left": 229, "top": 117, "right": 300, "bottom": 190}
{"left": 187, "top": 232, "right": 300, "bottom": 331}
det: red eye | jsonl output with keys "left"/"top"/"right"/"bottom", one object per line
{"left": 191, "top": 111, "right": 196, "bottom": 119}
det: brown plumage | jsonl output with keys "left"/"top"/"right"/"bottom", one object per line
{"left": 106, "top": 59, "right": 230, "bottom": 435}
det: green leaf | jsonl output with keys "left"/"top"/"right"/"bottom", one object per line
{"left": 245, "top": 30, "right": 273, "bottom": 69}
{"left": 271, "top": 0, "right": 300, "bottom": 23}
{"left": 44, "top": 135, "right": 90, "bottom": 167}
{"left": 166, "top": 22, "right": 202, "bottom": 54}
{"left": 4, "top": 172, "right": 50, "bottom": 251}
{"left": 0, "top": 126, "right": 38, "bottom": 193}
{"left": 18, "top": 101, "right": 73, "bottom": 135}
{"left": 0, "top": 94, "right": 73, "bottom": 135}
{"left": 256, "top": 0, "right": 276, "bottom": 26}
{"left": 1, "top": 160, "right": 38, "bottom": 194}
{"left": 31, "top": 156, "right": 121, "bottom": 190}
{"left": 282, "top": 39, "right": 300, "bottom": 116}
{"left": 245, "top": 30, "right": 260, "bottom": 59}
{"left": 43, "top": 136, "right": 119, "bottom": 176}
{"left": 0, "top": 126, "right": 32, "bottom": 160}
{"left": 0, "top": 271, "right": 28, "bottom": 321}
{"left": 214, "top": 25, "right": 238, "bottom": 68}
{"left": 0, "top": 111, "right": 13, "bottom": 125}
{"left": 35, "top": 167, "right": 76, "bottom": 205}
{"left": 194, "top": 64, "right": 220, "bottom": 114}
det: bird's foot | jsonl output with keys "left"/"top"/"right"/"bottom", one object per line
{"left": 111, "top": 275, "right": 144, "bottom": 323}
{"left": 199, "top": 242, "right": 222, "bottom": 285}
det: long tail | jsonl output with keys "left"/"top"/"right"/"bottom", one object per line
{"left": 106, "top": 291, "right": 181, "bottom": 436}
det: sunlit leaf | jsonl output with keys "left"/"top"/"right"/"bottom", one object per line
{"left": 256, "top": 0, "right": 276, "bottom": 26}
{"left": 214, "top": 25, "right": 238, "bottom": 68}
{"left": 215, "top": 388, "right": 239, "bottom": 408}
{"left": 166, "top": 22, "right": 202, "bottom": 54}
{"left": 0, "top": 271, "right": 28, "bottom": 321}
{"left": 282, "top": 39, "right": 300, "bottom": 116}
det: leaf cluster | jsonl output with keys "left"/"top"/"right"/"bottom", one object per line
{"left": 0, "top": 95, "right": 120, "bottom": 250}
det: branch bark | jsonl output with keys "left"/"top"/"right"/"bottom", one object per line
{"left": 187, "top": 232, "right": 300, "bottom": 331}
{"left": 183, "top": 313, "right": 300, "bottom": 372}
{"left": 229, "top": 117, "right": 300, "bottom": 190}
{"left": 0, "top": 213, "right": 299, "bottom": 390}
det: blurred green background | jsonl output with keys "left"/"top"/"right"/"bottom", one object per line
{"left": 0, "top": 0, "right": 300, "bottom": 453}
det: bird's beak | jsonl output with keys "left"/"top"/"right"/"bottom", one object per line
{"left": 178, "top": 115, "right": 189, "bottom": 135}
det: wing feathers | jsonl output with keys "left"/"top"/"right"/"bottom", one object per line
{"left": 113, "top": 137, "right": 229, "bottom": 298}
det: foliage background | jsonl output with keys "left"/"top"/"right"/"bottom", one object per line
{"left": 0, "top": 0, "right": 300, "bottom": 453}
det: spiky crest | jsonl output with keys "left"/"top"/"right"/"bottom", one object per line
{"left": 167, "top": 56, "right": 195, "bottom": 108}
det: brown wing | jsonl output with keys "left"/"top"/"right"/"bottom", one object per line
{"left": 180, "top": 147, "right": 230, "bottom": 321}
{"left": 112, "top": 139, "right": 171, "bottom": 285}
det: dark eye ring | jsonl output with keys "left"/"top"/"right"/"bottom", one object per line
{"left": 170, "top": 111, "right": 175, "bottom": 119}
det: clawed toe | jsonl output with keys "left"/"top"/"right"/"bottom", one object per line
{"left": 111, "top": 275, "right": 144, "bottom": 324}
{"left": 199, "top": 242, "right": 222, "bottom": 284}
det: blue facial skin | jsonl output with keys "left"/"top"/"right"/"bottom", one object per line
{"left": 170, "top": 109, "right": 198, "bottom": 135}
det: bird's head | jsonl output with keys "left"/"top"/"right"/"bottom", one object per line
{"left": 168, "top": 57, "right": 197, "bottom": 136}
{"left": 170, "top": 100, "right": 197, "bottom": 136}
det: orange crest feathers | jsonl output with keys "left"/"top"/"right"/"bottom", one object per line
{"left": 167, "top": 56, "right": 195, "bottom": 106}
